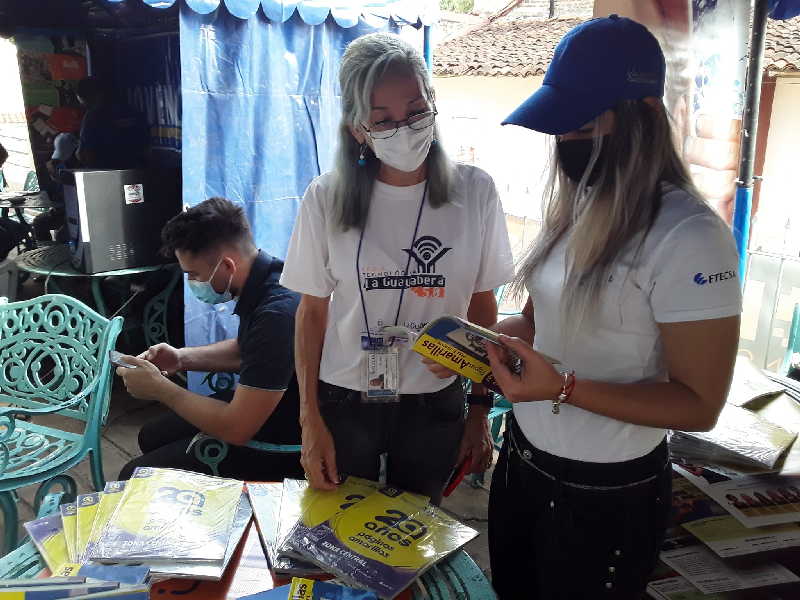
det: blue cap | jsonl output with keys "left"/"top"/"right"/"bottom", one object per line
{"left": 502, "top": 15, "right": 665, "bottom": 135}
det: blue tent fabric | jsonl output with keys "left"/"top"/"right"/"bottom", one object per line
{"left": 105, "top": 0, "right": 439, "bottom": 26}
{"left": 179, "top": 4, "right": 384, "bottom": 392}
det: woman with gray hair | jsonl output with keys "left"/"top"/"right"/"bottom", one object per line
{"left": 280, "top": 32, "right": 514, "bottom": 503}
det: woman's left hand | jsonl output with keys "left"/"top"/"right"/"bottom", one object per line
{"left": 485, "top": 335, "right": 563, "bottom": 403}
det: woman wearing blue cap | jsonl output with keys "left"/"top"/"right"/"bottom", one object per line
{"left": 486, "top": 15, "right": 741, "bottom": 598}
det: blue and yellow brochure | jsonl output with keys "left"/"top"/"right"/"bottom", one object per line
{"left": 59, "top": 503, "right": 78, "bottom": 563}
{"left": 22, "top": 514, "right": 69, "bottom": 572}
{"left": 241, "top": 577, "right": 377, "bottom": 600}
{"left": 76, "top": 492, "right": 102, "bottom": 563}
{"left": 411, "top": 315, "right": 522, "bottom": 393}
{"left": 247, "top": 482, "right": 321, "bottom": 577}
{"left": 288, "top": 487, "right": 478, "bottom": 599}
{"left": 84, "top": 482, "right": 126, "bottom": 562}
{"left": 90, "top": 467, "right": 242, "bottom": 564}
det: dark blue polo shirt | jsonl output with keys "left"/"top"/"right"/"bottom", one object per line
{"left": 233, "top": 250, "right": 301, "bottom": 444}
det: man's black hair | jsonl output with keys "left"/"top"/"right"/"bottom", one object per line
{"left": 161, "top": 197, "right": 254, "bottom": 257}
{"left": 0, "top": 142, "right": 7, "bottom": 166}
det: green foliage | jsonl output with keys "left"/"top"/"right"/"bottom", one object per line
{"left": 440, "top": 0, "right": 475, "bottom": 13}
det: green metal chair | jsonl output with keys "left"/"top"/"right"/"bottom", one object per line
{"left": 23, "top": 171, "right": 39, "bottom": 192}
{"left": 187, "top": 372, "right": 301, "bottom": 476}
{"left": 0, "top": 294, "right": 123, "bottom": 553}
{"left": 414, "top": 550, "right": 497, "bottom": 599}
{"left": 0, "top": 169, "right": 6, "bottom": 191}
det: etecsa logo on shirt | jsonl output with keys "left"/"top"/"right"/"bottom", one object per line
{"left": 693, "top": 270, "right": 736, "bottom": 286}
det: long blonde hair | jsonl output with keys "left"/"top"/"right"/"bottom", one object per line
{"left": 513, "top": 99, "right": 702, "bottom": 340}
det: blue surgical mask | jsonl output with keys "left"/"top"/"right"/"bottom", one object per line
{"left": 188, "top": 257, "right": 233, "bottom": 305}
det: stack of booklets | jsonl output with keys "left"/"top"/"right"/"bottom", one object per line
{"left": 24, "top": 467, "right": 251, "bottom": 584}
{"left": 247, "top": 477, "right": 478, "bottom": 599}
{"left": 669, "top": 403, "right": 796, "bottom": 470}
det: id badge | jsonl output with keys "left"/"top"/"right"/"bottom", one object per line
{"left": 362, "top": 344, "right": 400, "bottom": 402}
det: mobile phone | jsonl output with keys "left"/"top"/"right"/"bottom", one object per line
{"left": 109, "top": 350, "right": 138, "bottom": 369}
{"left": 443, "top": 456, "right": 472, "bottom": 497}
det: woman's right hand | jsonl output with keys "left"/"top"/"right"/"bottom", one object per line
{"left": 300, "top": 415, "right": 340, "bottom": 490}
{"left": 422, "top": 357, "right": 458, "bottom": 379}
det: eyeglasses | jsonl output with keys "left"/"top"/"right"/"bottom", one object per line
{"left": 362, "top": 110, "right": 437, "bottom": 140}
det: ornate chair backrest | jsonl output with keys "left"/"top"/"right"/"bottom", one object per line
{"left": 0, "top": 295, "right": 122, "bottom": 423}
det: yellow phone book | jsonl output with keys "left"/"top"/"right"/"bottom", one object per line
{"left": 90, "top": 467, "right": 242, "bottom": 564}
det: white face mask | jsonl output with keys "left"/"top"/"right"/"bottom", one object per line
{"left": 371, "top": 124, "right": 434, "bottom": 173}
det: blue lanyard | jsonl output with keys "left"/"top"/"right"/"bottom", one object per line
{"left": 356, "top": 181, "right": 429, "bottom": 349}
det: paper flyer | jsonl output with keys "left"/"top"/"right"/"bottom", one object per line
{"left": 59, "top": 503, "right": 78, "bottom": 563}
{"left": 76, "top": 492, "right": 103, "bottom": 562}
{"left": 646, "top": 575, "right": 732, "bottom": 599}
{"left": 22, "top": 514, "right": 69, "bottom": 572}
{"left": 672, "top": 474, "right": 800, "bottom": 557}
{"left": 289, "top": 486, "right": 478, "bottom": 599}
{"left": 659, "top": 536, "right": 799, "bottom": 594}
{"left": 675, "top": 464, "right": 800, "bottom": 528}
{"left": 90, "top": 467, "right": 242, "bottom": 563}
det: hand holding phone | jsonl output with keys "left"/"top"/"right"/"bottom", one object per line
{"left": 109, "top": 350, "right": 138, "bottom": 369}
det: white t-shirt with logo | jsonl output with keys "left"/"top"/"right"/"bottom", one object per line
{"left": 516, "top": 184, "right": 743, "bottom": 463}
{"left": 280, "top": 164, "right": 515, "bottom": 394}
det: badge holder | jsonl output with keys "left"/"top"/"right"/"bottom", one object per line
{"left": 360, "top": 327, "right": 414, "bottom": 403}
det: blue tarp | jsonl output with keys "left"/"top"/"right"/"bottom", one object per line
{"left": 107, "top": 0, "right": 438, "bottom": 26}
{"left": 179, "top": 4, "right": 386, "bottom": 392}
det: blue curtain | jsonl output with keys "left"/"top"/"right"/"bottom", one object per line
{"left": 179, "top": 4, "right": 381, "bottom": 392}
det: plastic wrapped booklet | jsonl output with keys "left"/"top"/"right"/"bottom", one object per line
{"left": 59, "top": 503, "right": 78, "bottom": 564}
{"left": 146, "top": 492, "right": 253, "bottom": 581}
{"left": 76, "top": 492, "right": 103, "bottom": 563}
{"left": 288, "top": 486, "right": 478, "bottom": 599}
{"left": 51, "top": 563, "right": 150, "bottom": 585}
{"left": 23, "top": 514, "right": 69, "bottom": 572}
{"left": 285, "top": 476, "right": 383, "bottom": 549}
{"left": 0, "top": 581, "right": 121, "bottom": 599}
{"left": 411, "top": 315, "right": 556, "bottom": 393}
{"left": 246, "top": 482, "right": 321, "bottom": 577}
{"left": 240, "top": 577, "right": 378, "bottom": 600}
{"left": 84, "top": 482, "right": 127, "bottom": 562}
{"left": 670, "top": 404, "right": 796, "bottom": 470}
{"left": 90, "top": 467, "right": 243, "bottom": 564}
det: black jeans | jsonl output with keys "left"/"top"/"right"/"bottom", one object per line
{"left": 489, "top": 417, "right": 671, "bottom": 600}
{"left": 318, "top": 379, "right": 466, "bottom": 505}
{"left": 118, "top": 392, "right": 303, "bottom": 481}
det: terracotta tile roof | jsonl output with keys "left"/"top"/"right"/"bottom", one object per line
{"left": 434, "top": 16, "right": 800, "bottom": 77}
{"left": 433, "top": 18, "right": 582, "bottom": 77}
{"left": 766, "top": 16, "right": 800, "bottom": 73}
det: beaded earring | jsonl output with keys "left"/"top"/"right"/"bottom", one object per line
{"left": 358, "top": 144, "right": 367, "bottom": 166}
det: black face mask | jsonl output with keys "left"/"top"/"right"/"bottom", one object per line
{"left": 556, "top": 136, "right": 611, "bottom": 185}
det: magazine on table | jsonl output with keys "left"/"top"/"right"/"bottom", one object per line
{"left": 645, "top": 574, "right": 786, "bottom": 599}
{"left": 672, "top": 474, "right": 800, "bottom": 557}
{"left": 247, "top": 481, "right": 322, "bottom": 577}
{"left": 76, "top": 492, "right": 103, "bottom": 563}
{"left": 675, "top": 464, "right": 800, "bottom": 528}
{"left": 84, "top": 482, "right": 127, "bottom": 563}
{"left": 287, "top": 485, "right": 478, "bottom": 599}
{"left": 90, "top": 467, "right": 243, "bottom": 564}
{"left": 22, "top": 513, "right": 69, "bottom": 572}
{"left": 726, "top": 356, "right": 785, "bottom": 407}
{"left": 659, "top": 535, "right": 799, "bottom": 594}
{"left": 669, "top": 403, "right": 796, "bottom": 471}
{"left": 59, "top": 503, "right": 78, "bottom": 564}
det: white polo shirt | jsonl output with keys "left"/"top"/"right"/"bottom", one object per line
{"left": 516, "top": 183, "right": 743, "bottom": 463}
{"left": 280, "top": 164, "right": 515, "bottom": 394}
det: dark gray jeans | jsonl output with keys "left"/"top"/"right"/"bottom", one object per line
{"left": 318, "top": 378, "right": 466, "bottom": 505}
